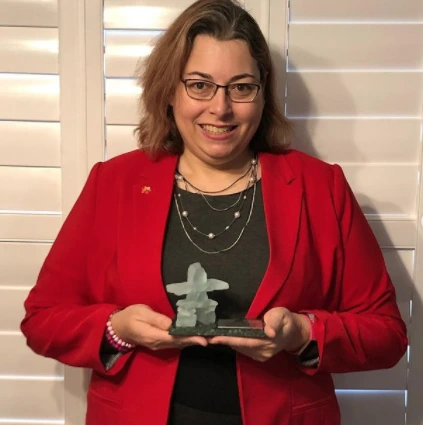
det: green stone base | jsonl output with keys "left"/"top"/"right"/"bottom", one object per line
{"left": 169, "top": 318, "right": 267, "bottom": 338}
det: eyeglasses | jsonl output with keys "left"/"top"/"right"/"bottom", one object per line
{"left": 181, "top": 79, "right": 261, "bottom": 103}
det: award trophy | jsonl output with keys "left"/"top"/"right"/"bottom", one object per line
{"left": 166, "top": 262, "right": 266, "bottom": 338}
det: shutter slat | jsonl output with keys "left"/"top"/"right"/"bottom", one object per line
{"left": 289, "top": 24, "right": 423, "bottom": 70}
{"left": 333, "top": 356, "right": 407, "bottom": 390}
{"left": 336, "top": 390, "right": 405, "bottom": 425}
{"left": 106, "top": 125, "right": 137, "bottom": 159}
{"left": 293, "top": 119, "right": 420, "bottom": 163}
{"left": 291, "top": 0, "right": 423, "bottom": 21}
{"left": 0, "top": 242, "right": 51, "bottom": 287}
{"left": 106, "top": 78, "right": 140, "bottom": 125}
{"left": 0, "top": 214, "right": 61, "bottom": 241}
{"left": 0, "top": 0, "right": 57, "bottom": 27}
{"left": 384, "top": 250, "right": 414, "bottom": 301}
{"left": 0, "top": 378, "right": 63, "bottom": 419}
{"left": 0, "top": 121, "right": 60, "bottom": 167}
{"left": 287, "top": 72, "right": 423, "bottom": 117}
{"left": 0, "top": 75, "right": 59, "bottom": 122}
{"left": 0, "top": 27, "right": 58, "bottom": 74}
{"left": 0, "top": 334, "right": 63, "bottom": 376}
{"left": 105, "top": 30, "right": 160, "bottom": 78}
{"left": 0, "top": 288, "right": 27, "bottom": 331}
{"left": 104, "top": 0, "right": 196, "bottom": 29}
{"left": 370, "top": 220, "right": 416, "bottom": 248}
{"left": 0, "top": 167, "right": 61, "bottom": 212}
{"left": 341, "top": 164, "right": 417, "bottom": 215}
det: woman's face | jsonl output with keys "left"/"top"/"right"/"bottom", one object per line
{"left": 171, "top": 35, "right": 264, "bottom": 167}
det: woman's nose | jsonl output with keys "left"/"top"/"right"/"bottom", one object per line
{"left": 208, "top": 87, "right": 233, "bottom": 118}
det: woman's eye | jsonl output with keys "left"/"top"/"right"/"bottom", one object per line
{"left": 235, "top": 84, "right": 255, "bottom": 92}
{"left": 188, "top": 81, "right": 210, "bottom": 91}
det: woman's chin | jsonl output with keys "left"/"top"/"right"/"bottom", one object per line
{"left": 203, "top": 141, "right": 250, "bottom": 161}
{"left": 201, "top": 147, "right": 241, "bottom": 164}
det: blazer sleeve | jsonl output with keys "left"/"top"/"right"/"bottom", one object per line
{"left": 21, "top": 163, "right": 134, "bottom": 375}
{"left": 300, "top": 164, "right": 408, "bottom": 375}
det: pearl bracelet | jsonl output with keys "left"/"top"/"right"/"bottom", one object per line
{"left": 105, "top": 311, "right": 135, "bottom": 353}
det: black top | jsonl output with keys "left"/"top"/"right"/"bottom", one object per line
{"left": 162, "top": 180, "right": 269, "bottom": 422}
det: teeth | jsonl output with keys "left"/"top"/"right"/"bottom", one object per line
{"left": 202, "top": 125, "right": 234, "bottom": 134}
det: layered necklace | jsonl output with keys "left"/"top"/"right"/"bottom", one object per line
{"left": 173, "top": 157, "right": 258, "bottom": 254}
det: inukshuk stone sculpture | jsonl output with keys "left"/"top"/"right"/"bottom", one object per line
{"left": 166, "top": 262, "right": 229, "bottom": 327}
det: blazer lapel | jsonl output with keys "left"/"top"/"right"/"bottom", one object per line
{"left": 118, "top": 153, "right": 178, "bottom": 317}
{"left": 247, "top": 152, "right": 303, "bottom": 318}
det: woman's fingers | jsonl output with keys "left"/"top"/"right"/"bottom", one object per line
{"left": 114, "top": 305, "right": 207, "bottom": 350}
{"left": 209, "top": 336, "right": 264, "bottom": 348}
{"left": 135, "top": 305, "right": 173, "bottom": 330}
{"left": 209, "top": 335, "right": 276, "bottom": 362}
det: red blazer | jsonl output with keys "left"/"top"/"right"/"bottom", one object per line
{"left": 21, "top": 149, "right": 407, "bottom": 425}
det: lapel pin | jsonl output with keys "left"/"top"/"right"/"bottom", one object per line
{"left": 141, "top": 186, "right": 152, "bottom": 194}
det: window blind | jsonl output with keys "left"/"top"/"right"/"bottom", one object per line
{"left": 0, "top": 1, "right": 64, "bottom": 424}
{"left": 287, "top": 1, "right": 423, "bottom": 423}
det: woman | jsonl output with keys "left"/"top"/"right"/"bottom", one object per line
{"left": 21, "top": 1, "right": 407, "bottom": 424}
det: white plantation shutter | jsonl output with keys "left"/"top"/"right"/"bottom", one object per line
{"left": 0, "top": 0, "right": 65, "bottom": 424}
{"left": 284, "top": 0, "right": 423, "bottom": 424}
{"left": 2, "top": 1, "right": 422, "bottom": 424}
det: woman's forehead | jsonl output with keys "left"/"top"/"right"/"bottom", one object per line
{"left": 183, "top": 35, "right": 260, "bottom": 80}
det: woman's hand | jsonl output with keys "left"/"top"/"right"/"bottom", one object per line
{"left": 209, "top": 307, "right": 311, "bottom": 362}
{"left": 111, "top": 304, "right": 208, "bottom": 351}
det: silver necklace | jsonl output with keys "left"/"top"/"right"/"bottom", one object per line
{"left": 179, "top": 169, "right": 253, "bottom": 212}
{"left": 175, "top": 157, "right": 257, "bottom": 212}
{"left": 173, "top": 166, "right": 258, "bottom": 254}
{"left": 195, "top": 185, "right": 245, "bottom": 212}
{"left": 175, "top": 161, "right": 257, "bottom": 239}
{"left": 175, "top": 158, "right": 256, "bottom": 195}
{"left": 176, "top": 177, "right": 253, "bottom": 239}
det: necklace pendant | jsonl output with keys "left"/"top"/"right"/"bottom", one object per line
{"left": 208, "top": 233, "right": 216, "bottom": 240}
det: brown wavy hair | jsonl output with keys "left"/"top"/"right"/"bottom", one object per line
{"left": 135, "top": 0, "right": 292, "bottom": 156}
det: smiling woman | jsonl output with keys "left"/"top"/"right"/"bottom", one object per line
{"left": 21, "top": 1, "right": 407, "bottom": 425}
{"left": 136, "top": 0, "right": 291, "bottom": 158}
{"left": 172, "top": 35, "right": 264, "bottom": 174}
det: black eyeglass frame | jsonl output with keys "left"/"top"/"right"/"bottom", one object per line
{"left": 181, "top": 79, "right": 261, "bottom": 103}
